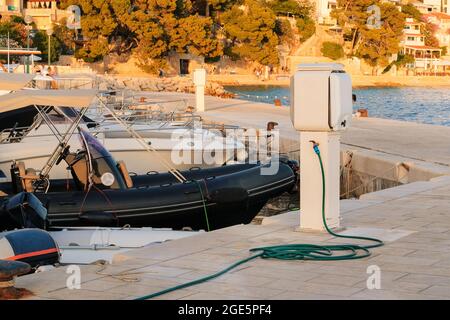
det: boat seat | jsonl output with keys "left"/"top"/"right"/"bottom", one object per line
{"left": 117, "top": 161, "right": 133, "bottom": 188}
{"left": 67, "top": 154, "right": 89, "bottom": 190}
{"left": 17, "top": 162, "right": 40, "bottom": 192}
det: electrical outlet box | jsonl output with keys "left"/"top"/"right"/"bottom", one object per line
{"left": 290, "top": 63, "right": 353, "bottom": 131}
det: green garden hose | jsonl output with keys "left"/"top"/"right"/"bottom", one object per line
{"left": 194, "top": 180, "right": 211, "bottom": 232}
{"left": 134, "top": 142, "right": 383, "bottom": 300}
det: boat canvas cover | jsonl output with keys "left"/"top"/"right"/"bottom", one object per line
{"left": 0, "top": 73, "right": 34, "bottom": 91}
{"left": 0, "top": 89, "right": 98, "bottom": 113}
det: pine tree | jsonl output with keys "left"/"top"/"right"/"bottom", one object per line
{"left": 221, "top": 0, "right": 279, "bottom": 66}
{"left": 332, "top": 0, "right": 405, "bottom": 73}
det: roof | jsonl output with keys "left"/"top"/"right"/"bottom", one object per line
{"left": 423, "top": 12, "right": 450, "bottom": 21}
{"left": 0, "top": 49, "right": 42, "bottom": 55}
{"left": 404, "top": 33, "right": 425, "bottom": 37}
{"left": 0, "top": 89, "right": 98, "bottom": 113}
{"left": 404, "top": 45, "right": 442, "bottom": 50}
{"left": 0, "top": 73, "right": 34, "bottom": 91}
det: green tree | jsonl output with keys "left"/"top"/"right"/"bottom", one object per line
{"left": 400, "top": 4, "right": 422, "bottom": 21}
{"left": 221, "top": 0, "right": 279, "bottom": 66}
{"left": 331, "top": 0, "right": 375, "bottom": 55}
{"left": 422, "top": 22, "right": 439, "bottom": 47}
{"left": 333, "top": 1, "right": 405, "bottom": 72}
{"left": 357, "top": 3, "right": 405, "bottom": 73}
{"left": 60, "top": 0, "right": 222, "bottom": 72}
{"left": 275, "top": 18, "right": 294, "bottom": 48}
{"left": 296, "top": 18, "right": 315, "bottom": 42}
{"left": 169, "top": 15, "right": 222, "bottom": 58}
{"left": 0, "top": 16, "right": 28, "bottom": 46}
{"left": 61, "top": 0, "right": 121, "bottom": 61}
{"left": 321, "top": 41, "right": 344, "bottom": 60}
{"left": 53, "top": 19, "right": 77, "bottom": 55}
{"left": 394, "top": 53, "right": 415, "bottom": 69}
{"left": 268, "top": 0, "right": 315, "bottom": 42}
{"left": 33, "top": 30, "right": 62, "bottom": 63}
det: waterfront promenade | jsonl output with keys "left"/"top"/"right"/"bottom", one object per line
{"left": 15, "top": 93, "right": 450, "bottom": 300}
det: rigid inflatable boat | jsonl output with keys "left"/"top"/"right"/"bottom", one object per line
{"left": 0, "top": 129, "right": 297, "bottom": 231}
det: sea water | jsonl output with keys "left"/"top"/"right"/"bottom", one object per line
{"left": 226, "top": 86, "right": 450, "bottom": 126}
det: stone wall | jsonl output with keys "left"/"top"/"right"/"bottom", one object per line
{"left": 96, "top": 75, "right": 234, "bottom": 98}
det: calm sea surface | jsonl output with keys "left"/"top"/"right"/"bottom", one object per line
{"left": 225, "top": 85, "right": 450, "bottom": 126}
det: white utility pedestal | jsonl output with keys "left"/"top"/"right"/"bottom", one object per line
{"left": 299, "top": 131, "right": 340, "bottom": 231}
{"left": 193, "top": 68, "right": 206, "bottom": 112}
{"left": 290, "top": 63, "right": 353, "bottom": 232}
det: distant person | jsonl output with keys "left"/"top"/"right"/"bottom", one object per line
{"left": 42, "top": 65, "right": 49, "bottom": 76}
{"left": 48, "top": 66, "right": 56, "bottom": 77}
{"left": 0, "top": 62, "right": 7, "bottom": 73}
{"left": 34, "top": 65, "right": 42, "bottom": 75}
{"left": 48, "top": 67, "right": 58, "bottom": 89}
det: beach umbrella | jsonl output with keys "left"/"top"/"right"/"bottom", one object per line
{"left": 30, "top": 55, "right": 42, "bottom": 61}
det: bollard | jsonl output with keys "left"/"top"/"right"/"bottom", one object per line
{"left": 274, "top": 99, "right": 282, "bottom": 106}
{"left": 0, "top": 260, "right": 32, "bottom": 299}
{"left": 357, "top": 108, "right": 368, "bottom": 117}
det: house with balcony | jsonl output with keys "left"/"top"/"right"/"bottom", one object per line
{"left": 0, "top": 0, "right": 68, "bottom": 30}
{"left": 423, "top": 12, "right": 450, "bottom": 50}
{"left": 410, "top": 0, "right": 440, "bottom": 13}
{"left": 0, "top": 0, "right": 21, "bottom": 16}
{"left": 400, "top": 18, "right": 444, "bottom": 72}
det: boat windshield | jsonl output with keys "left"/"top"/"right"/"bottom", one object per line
{"left": 77, "top": 128, "right": 126, "bottom": 190}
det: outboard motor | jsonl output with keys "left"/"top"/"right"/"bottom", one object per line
{"left": 0, "top": 192, "right": 48, "bottom": 230}
{"left": 0, "top": 229, "right": 60, "bottom": 269}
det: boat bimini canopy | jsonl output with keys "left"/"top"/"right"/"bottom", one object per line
{"left": 0, "top": 73, "right": 35, "bottom": 92}
{"left": 1, "top": 88, "right": 187, "bottom": 186}
{"left": 0, "top": 89, "right": 98, "bottom": 113}
{"left": 0, "top": 89, "right": 99, "bottom": 189}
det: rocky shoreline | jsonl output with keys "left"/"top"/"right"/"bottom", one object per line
{"left": 97, "top": 75, "right": 235, "bottom": 98}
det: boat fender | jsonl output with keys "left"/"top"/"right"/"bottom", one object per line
{"left": 0, "top": 229, "right": 60, "bottom": 268}
{"left": 209, "top": 187, "right": 249, "bottom": 204}
{"left": 79, "top": 211, "right": 118, "bottom": 227}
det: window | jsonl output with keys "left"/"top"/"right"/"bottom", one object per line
{"left": 407, "top": 36, "right": 415, "bottom": 41}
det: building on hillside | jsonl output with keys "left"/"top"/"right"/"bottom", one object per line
{"left": 411, "top": 0, "right": 440, "bottom": 13}
{"left": 315, "top": 0, "right": 337, "bottom": 25}
{"left": 444, "top": 0, "right": 449, "bottom": 13}
{"left": 409, "top": 0, "right": 450, "bottom": 13}
{"left": 0, "top": 0, "right": 68, "bottom": 30}
{"left": 423, "top": 12, "right": 450, "bottom": 49}
{"left": 0, "top": 0, "right": 20, "bottom": 15}
{"left": 400, "top": 18, "right": 445, "bottom": 72}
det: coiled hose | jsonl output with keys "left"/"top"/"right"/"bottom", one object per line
{"left": 134, "top": 142, "right": 383, "bottom": 300}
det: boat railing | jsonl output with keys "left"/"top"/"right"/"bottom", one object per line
{"left": 0, "top": 125, "right": 33, "bottom": 144}
{"left": 29, "top": 76, "right": 97, "bottom": 90}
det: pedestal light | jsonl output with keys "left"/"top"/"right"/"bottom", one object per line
{"left": 46, "top": 28, "right": 54, "bottom": 67}
{"left": 290, "top": 63, "right": 353, "bottom": 231}
{"left": 193, "top": 68, "right": 206, "bottom": 112}
{"left": 24, "top": 15, "right": 33, "bottom": 74}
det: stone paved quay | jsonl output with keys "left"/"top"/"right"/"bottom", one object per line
{"left": 15, "top": 92, "right": 450, "bottom": 299}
